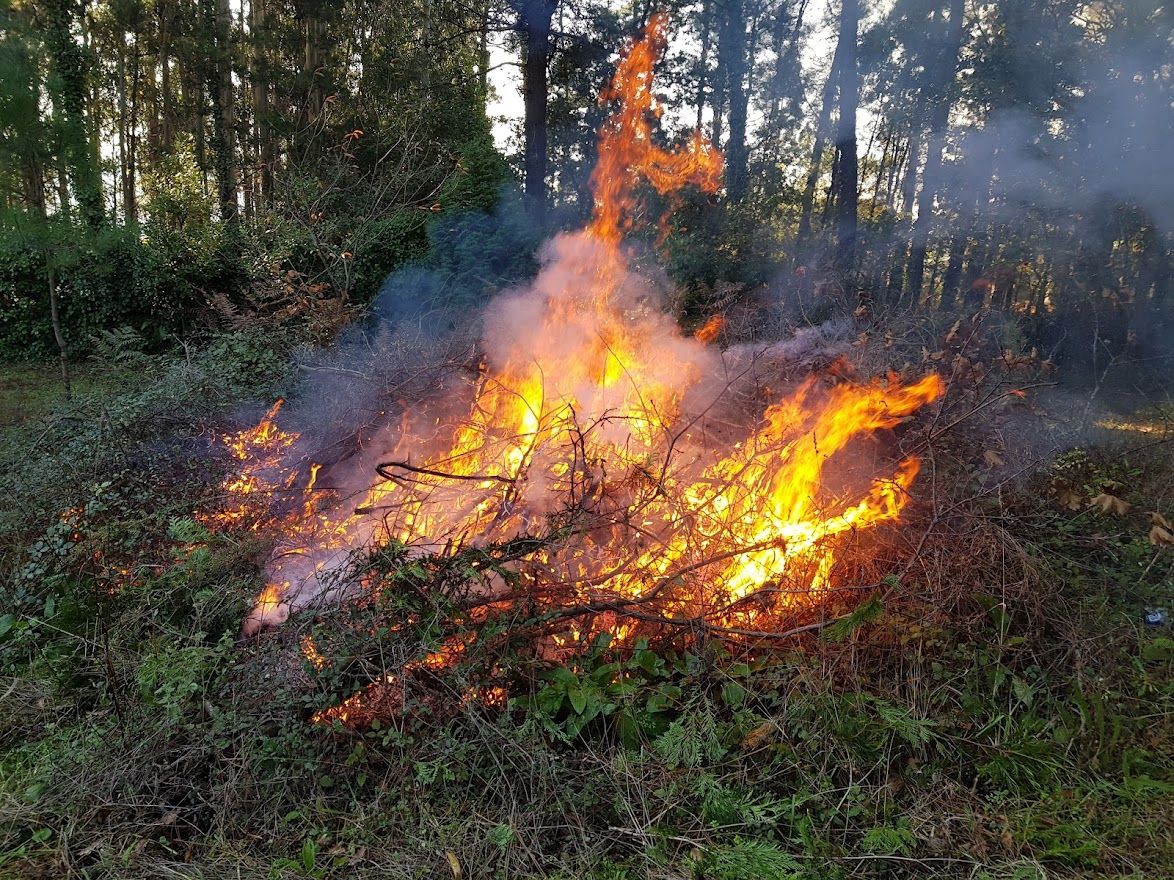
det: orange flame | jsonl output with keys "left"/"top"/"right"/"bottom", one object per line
{"left": 222, "top": 14, "right": 944, "bottom": 721}
{"left": 588, "top": 10, "right": 723, "bottom": 247}
{"left": 694, "top": 315, "right": 724, "bottom": 344}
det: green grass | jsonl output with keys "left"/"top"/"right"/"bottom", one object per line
{"left": 0, "top": 353, "right": 1171, "bottom": 879}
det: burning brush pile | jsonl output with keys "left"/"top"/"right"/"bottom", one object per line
{"left": 205, "top": 14, "right": 944, "bottom": 724}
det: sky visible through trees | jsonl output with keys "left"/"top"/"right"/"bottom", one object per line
{"left": 0, "top": 0, "right": 1169, "bottom": 380}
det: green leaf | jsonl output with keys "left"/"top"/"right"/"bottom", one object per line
{"left": 822, "top": 594, "right": 884, "bottom": 643}
{"left": 1011, "top": 676, "right": 1034, "bottom": 707}
{"left": 721, "top": 681, "right": 747, "bottom": 707}
{"left": 1141, "top": 637, "right": 1173, "bottom": 663}
{"left": 301, "top": 838, "right": 317, "bottom": 872}
{"left": 614, "top": 708, "right": 642, "bottom": 748}
{"left": 567, "top": 685, "right": 588, "bottom": 715}
{"left": 0, "top": 614, "right": 13, "bottom": 639}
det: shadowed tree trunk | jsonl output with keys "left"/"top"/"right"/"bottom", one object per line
{"left": 796, "top": 34, "right": 843, "bottom": 247}
{"left": 717, "top": 0, "right": 751, "bottom": 202}
{"left": 694, "top": 0, "right": 713, "bottom": 131}
{"left": 515, "top": 0, "right": 557, "bottom": 222}
{"left": 42, "top": 0, "right": 105, "bottom": 227}
{"left": 833, "top": 0, "right": 859, "bottom": 272}
{"left": 206, "top": 0, "right": 236, "bottom": 221}
{"left": 906, "top": 0, "right": 965, "bottom": 305}
{"left": 251, "top": 0, "right": 274, "bottom": 204}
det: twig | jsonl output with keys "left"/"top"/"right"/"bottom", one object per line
{"left": 375, "top": 459, "right": 515, "bottom": 484}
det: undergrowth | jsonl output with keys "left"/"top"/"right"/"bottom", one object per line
{"left": 0, "top": 336, "right": 1170, "bottom": 879}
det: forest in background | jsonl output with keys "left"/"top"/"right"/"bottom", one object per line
{"left": 0, "top": 3, "right": 1172, "bottom": 879}
{"left": 0, "top": 0, "right": 1170, "bottom": 379}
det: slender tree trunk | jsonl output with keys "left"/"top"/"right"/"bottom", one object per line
{"left": 47, "top": 264, "right": 71, "bottom": 399}
{"left": 905, "top": 0, "right": 965, "bottom": 305}
{"left": 694, "top": 0, "right": 712, "bottom": 132}
{"left": 796, "top": 35, "right": 843, "bottom": 246}
{"left": 478, "top": 0, "right": 491, "bottom": 100}
{"left": 118, "top": 39, "right": 130, "bottom": 221}
{"left": 252, "top": 0, "right": 274, "bottom": 203}
{"left": 126, "top": 29, "right": 141, "bottom": 223}
{"left": 43, "top": 0, "right": 104, "bottom": 227}
{"left": 941, "top": 231, "right": 966, "bottom": 308}
{"left": 518, "top": 0, "right": 555, "bottom": 221}
{"left": 160, "top": 0, "right": 174, "bottom": 151}
{"left": 833, "top": 0, "right": 859, "bottom": 272}
{"left": 28, "top": 158, "right": 70, "bottom": 397}
{"left": 870, "top": 123, "right": 892, "bottom": 220}
{"left": 209, "top": 0, "right": 237, "bottom": 221}
{"left": 765, "top": 0, "right": 807, "bottom": 129}
{"left": 718, "top": 0, "right": 751, "bottom": 202}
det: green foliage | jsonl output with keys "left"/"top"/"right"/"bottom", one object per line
{"left": 0, "top": 358, "right": 1171, "bottom": 879}
{"left": 701, "top": 838, "right": 804, "bottom": 880}
{"left": 0, "top": 218, "right": 242, "bottom": 361}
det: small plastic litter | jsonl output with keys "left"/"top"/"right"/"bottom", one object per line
{"left": 1143, "top": 608, "right": 1167, "bottom": 627}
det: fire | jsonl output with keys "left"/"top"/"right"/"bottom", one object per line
{"left": 221, "top": 13, "right": 943, "bottom": 698}
{"left": 693, "top": 315, "right": 724, "bottom": 343}
{"left": 203, "top": 399, "right": 300, "bottom": 530}
{"left": 588, "top": 10, "right": 722, "bottom": 247}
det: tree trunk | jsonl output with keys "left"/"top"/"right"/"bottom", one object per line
{"left": 160, "top": 0, "right": 174, "bottom": 151}
{"left": 694, "top": 0, "right": 712, "bottom": 132}
{"left": 518, "top": 0, "right": 556, "bottom": 222}
{"left": 43, "top": 0, "right": 104, "bottom": 227}
{"left": 717, "top": 0, "right": 751, "bottom": 202}
{"left": 833, "top": 0, "right": 859, "bottom": 272}
{"left": 765, "top": 0, "right": 807, "bottom": 130}
{"left": 252, "top": 0, "right": 274, "bottom": 203}
{"left": 118, "top": 38, "right": 130, "bottom": 221}
{"left": 47, "top": 263, "right": 71, "bottom": 399}
{"left": 796, "top": 35, "right": 843, "bottom": 246}
{"left": 126, "top": 28, "right": 141, "bottom": 223}
{"left": 27, "top": 156, "right": 70, "bottom": 397}
{"left": 905, "top": 0, "right": 965, "bottom": 305}
{"left": 209, "top": 0, "right": 237, "bottom": 221}
{"left": 941, "top": 231, "right": 966, "bottom": 308}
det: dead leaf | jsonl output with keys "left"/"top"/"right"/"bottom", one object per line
{"left": 884, "top": 330, "right": 894, "bottom": 348}
{"left": 945, "top": 319, "right": 962, "bottom": 345}
{"left": 446, "top": 851, "right": 463, "bottom": 880}
{"left": 741, "top": 722, "right": 773, "bottom": 749}
{"left": 1149, "top": 525, "right": 1174, "bottom": 547}
{"left": 983, "top": 449, "right": 1005, "bottom": 468}
{"left": 1147, "top": 511, "right": 1172, "bottom": 530}
{"left": 1053, "top": 483, "right": 1084, "bottom": 511}
{"left": 1090, "top": 493, "right": 1132, "bottom": 516}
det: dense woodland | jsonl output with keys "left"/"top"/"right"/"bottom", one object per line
{"left": 1, "top": 0, "right": 1170, "bottom": 369}
{"left": 0, "top": 2, "right": 1172, "bottom": 879}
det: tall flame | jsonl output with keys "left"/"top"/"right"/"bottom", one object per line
{"left": 230, "top": 13, "right": 944, "bottom": 647}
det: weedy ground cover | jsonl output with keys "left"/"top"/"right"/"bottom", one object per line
{"left": 0, "top": 329, "right": 1170, "bottom": 880}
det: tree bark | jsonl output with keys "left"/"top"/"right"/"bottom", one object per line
{"left": 252, "top": 0, "right": 274, "bottom": 203}
{"left": 796, "top": 34, "right": 843, "bottom": 246}
{"left": 517, "top": 0, "right": 556, "bottom": 222}
{"left": 833, "top": 0, "right": 859, "bottom": 272}
{"left": 717, "top": 0, "right": 751, "bottom": 202}
{"left": 42, "top": 0, "right": 105, "bottom": 227}
{"left": 26, "top": 156, "right": 71, "bottom": 397}
{"left": 47, "top": 263, "right": 71, "bottom": 399}
{"left": 208, "top": 0, "right": 237, "bottom": 221}
{"left": 905, "top": 0, "right": 965, "bottom": 305}
{"left": 694, "top": 0, "right": 713, "bottom": 132}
